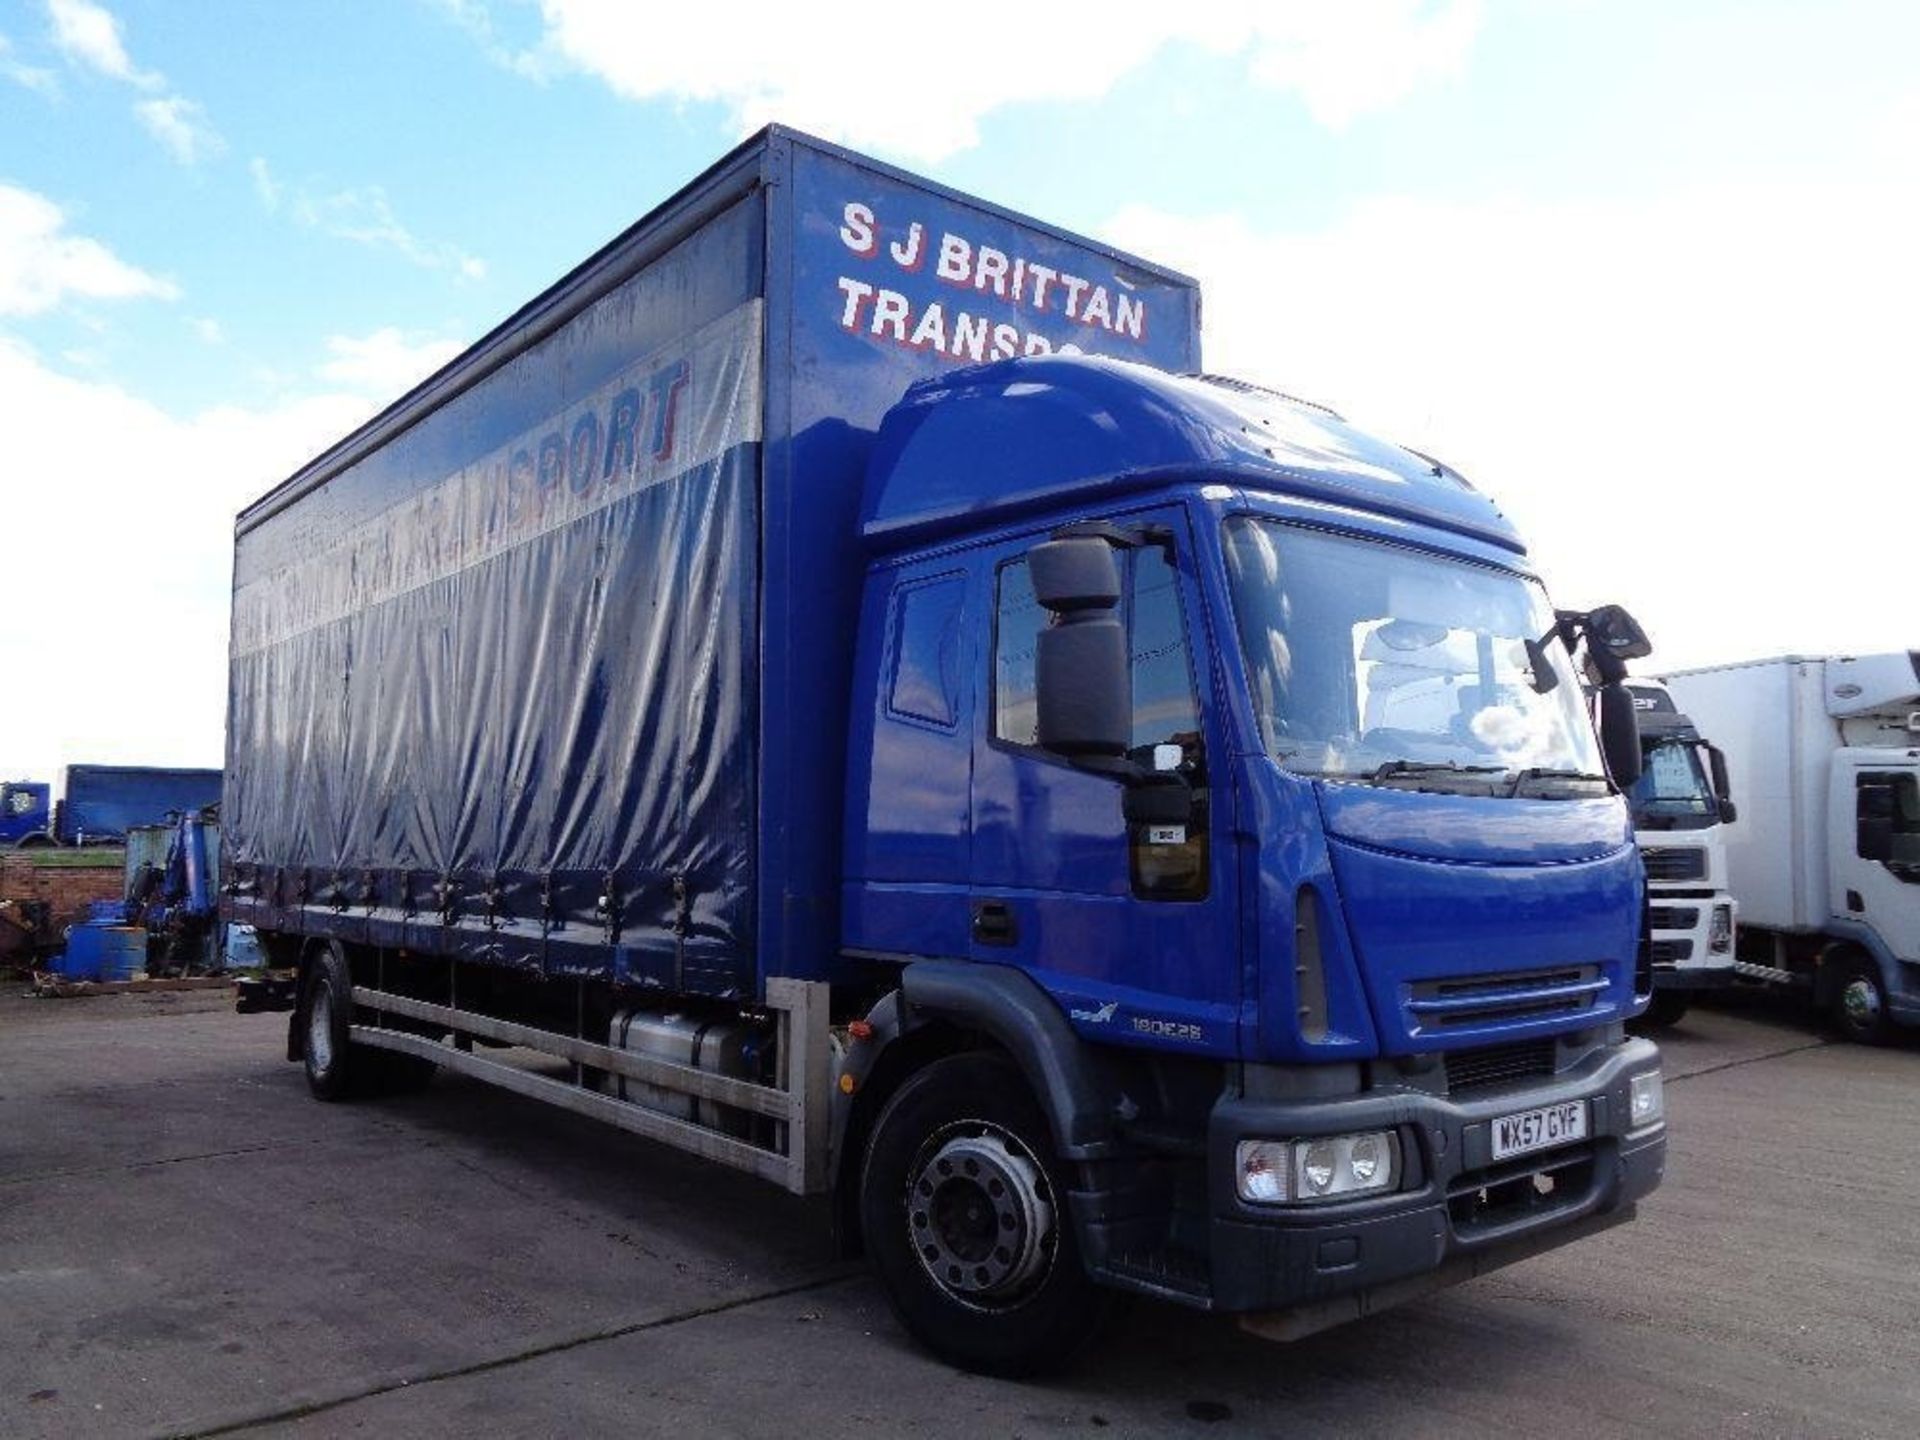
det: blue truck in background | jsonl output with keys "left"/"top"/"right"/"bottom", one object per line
{"left": 227, "top": 128, "right": 1666, "bottom": 1374}
{"left": 1, "top": 766, "right": 222, "bottom": 848}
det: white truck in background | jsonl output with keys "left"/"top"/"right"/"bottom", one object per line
{"left": 1663, "top": 654, "right": 1920, "bottom": 1042}
{"left": 1624, "top": 681, "right": 1737, "bottom": 1027}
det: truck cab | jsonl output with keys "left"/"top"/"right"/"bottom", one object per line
{"left": 1823, "top": 670, "right": 1920, "bottom": 1036}
{"left": 840, "top": 358, "right": 1666, "bottom": 1335}
{"left": 1664, "top": 652, "right": 1920, "bottom": 1043}
{"left": 0, "top": 781, "right": 53, "bottom": 847}
{"left": 1624, "top": 682, "right": 1737, "bottom": 1026}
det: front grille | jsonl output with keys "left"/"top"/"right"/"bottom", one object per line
{"left": 1407, "top": 964, "right": 1606, "bottom": 1031}
{"left": 1444, "top": 1039, "right": 1558, "bottom": 1095}
{"left": 1643, "top": 847, "right": 1707, "bottom": 882}
{"left": 1649, "top": 938, "right": 1694, "bottom": 966}
{"left": 1448, "top": 1144, "right": 1597, "bottom": 1236}
{"left": 1647, "top": 905, "right": 1700, "bottom": 932}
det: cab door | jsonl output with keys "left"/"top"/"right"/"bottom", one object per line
{"left": 968, "top": 508, "right": 1240, "bottom": 1054}
{"left": 1833, "top": 760, "right": 1920, "bottom": 963}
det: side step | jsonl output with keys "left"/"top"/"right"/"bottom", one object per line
{"left": 347, "top": 977, "right": 833, "bottom": 1196}
{"left": 1733, "top": 961, "right": 1801, "bottom": 986}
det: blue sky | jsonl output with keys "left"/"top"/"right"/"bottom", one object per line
{"left": 1, "top": 1, "right": 1916, "bottom": 781}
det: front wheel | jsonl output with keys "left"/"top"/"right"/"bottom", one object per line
{"left": 1830, "top": 954, "right": 1895, "bottom": 1046}
{"left": 859, "top": 1052, "right": 1110, "bottom": 1377}
{"left": 1637, "top": 990, "right": 1692, "bottom": 1029}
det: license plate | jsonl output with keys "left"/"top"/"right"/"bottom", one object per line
{"left": 1489, "top": 1100, "right": 1588, "bottom": 1161}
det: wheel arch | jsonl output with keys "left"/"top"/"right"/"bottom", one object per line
{"left": 830, "top": 961, "right": 1126, "bottom": 1258}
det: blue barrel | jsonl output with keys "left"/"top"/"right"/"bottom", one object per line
{"left": 56, "top": 924, "right": 147, "bottom": 982}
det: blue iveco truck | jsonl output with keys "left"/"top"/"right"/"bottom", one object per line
{"left": 226, "top": 128, "right": 1666, "bottom": 1374}
{"left": 1, "top": 765, "right": 222, "bottom": 847}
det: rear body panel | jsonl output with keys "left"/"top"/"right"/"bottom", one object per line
{"left": 223, "top": 128, "right": 1198, "bottom": 998}
{"left": 60, "top": 766, "right": 222, "bottom": 845}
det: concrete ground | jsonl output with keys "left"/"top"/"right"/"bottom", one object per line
{"left": 2, "top": 987, "right": 1916, "bottom": 1440}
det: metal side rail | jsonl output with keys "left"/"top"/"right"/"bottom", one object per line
{"left": 347, "top": 977, "right": 832, "bottom": 1195}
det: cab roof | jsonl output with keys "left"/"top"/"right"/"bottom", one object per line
{"left": 860, "top": 354, "right": 1523, "bottom": 555}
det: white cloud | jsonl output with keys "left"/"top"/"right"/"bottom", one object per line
{"left": 46, "top": 1, "right": 228, "bottom": 164}
{"left": 1106, "top": 180, "right": 1920, "bottom": 671}
{"left": 249, "top": 155, "right": 280, "bottom": 210}
{"left": 429, "top": 0, "right": 545, "bottom": 80}
{"left": 0, "top": 337, "right": 378, "bottom": 781}
{"left": 456, "top": 0, "right": 1482, "bottom": 159}
{"left": 0, "top": 182, "right": 178, "bottom": 315}
{"left": 1, "top": 31, "right": 60, "bottom": 95}
{"left": 251, "top": 158, "right": 486, "bottom": 278}
{"left": 45, "top": 0, "right": 159, "bottom": 89}
{"left": 134, "top": 94, "right": 225, "bottom": 164}
{"left": 317, "top": 326, "right": 463, "bottom": 395}
{"left": 191, "top": 315, "right": 223, "bottom": 343}
{"left": 1881, "top": 91, "right": 1920, "bottom": 172}
{"left": 1243, "top": 1, "right": 1482, "bottom": 130}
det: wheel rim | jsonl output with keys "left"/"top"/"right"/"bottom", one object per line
{"left": 905, "top": 1122, "right": 1055, "bottom": 1307}
{"left": 1842, "top": 975, "right": 1882, "bottom": 1028}
{"left": 308, "top": 983, "right": 335, "bottom": 1073}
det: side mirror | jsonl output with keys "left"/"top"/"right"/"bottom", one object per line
{"left": 1597, "top": 682, "right": 1643, "bottom": 787}
{"left": 1707, "top": 745, "right": 1737, "bottom": 822}
{"left": 1030, "top": 536, "right": 1121, "bottom": 611}
{"left": 1123, "top": 775, "right": 1194, "bottom": 828}
{"left": 1586, "top": 604, "right": 1653, "bottom": 663}
{"left": 1031, "top": 538, "right": 1128, "bottom": 759}
{"left": 1858, "top": 782, "right": 1896, "bottom": 862}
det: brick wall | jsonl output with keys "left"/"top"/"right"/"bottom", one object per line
{"left": 0, "top": 851, "right": 126, "bottom": 935}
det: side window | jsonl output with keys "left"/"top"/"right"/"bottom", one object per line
{"left": 992, "top": 545, "right": 1204, "bottom": 761}
{"left": 1128, "top": 544, "right": 1203, "bottom": 765}
{"left": 1126, "top": 545, "right": 1208, "bottom": 900}
{"left": 990, "top": 539, "right": 1209, "bottom": 901}
{"left": 993, "top": 559, "right": 1043, "bottom": 747}
{"left": 887, "top": 574, "right": 965, "bottom": 730}
{"left": 1857, "top": 772, "right": 1920, "bottom": 881}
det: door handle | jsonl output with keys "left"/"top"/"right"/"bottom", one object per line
{"left": 971, "top": 899, "right": 1017, "bottom": 947}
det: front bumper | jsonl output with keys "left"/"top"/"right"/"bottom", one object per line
{"left": 1204, "top": 1036, "right": 1666, "bottom": 1322}
{"left": 1648, "top": 894, "right": 1736, "bottom": 990}
{"left": 1652, "top": 964, "right": 1737, "bottom": 994}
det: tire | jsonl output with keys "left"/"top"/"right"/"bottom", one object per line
{"left": 1830, "top": 953, "right": 1895, "bottom": 1046}
{"left": 859, "top": 1052, "right": 1111, "bottom": 1377}
{"left": 300, "top": 944, "right": 437, "bottom": 1098}
{"left": 300, "top": 944, "right": 359, "bottom": 1101}
{"left": 1638, "top": 991, "right": 1692, "bottom": 1029}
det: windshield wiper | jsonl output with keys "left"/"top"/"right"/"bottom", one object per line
{"left": 1366, "top": 760, "right": 1506, "bottom": 788}
{"left": 1508, "top": 766, "right": 1610, "bottom": 797}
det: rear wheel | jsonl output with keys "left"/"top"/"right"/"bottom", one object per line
{"left": 301, "top": 946, "right": 357, "bottom": 1100}
{"left": 1830, "top": 953, "right": 1895, "bottom": 1046}
{"left": 300, "top": 944, "right": 436, "bottom": 1098}
{"left": 859, "top": 1052, "right": 1110, "bottom": 1377}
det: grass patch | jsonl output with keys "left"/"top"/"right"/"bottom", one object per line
{"left": 7, "top": 848, "right": 125, "bottom": 869}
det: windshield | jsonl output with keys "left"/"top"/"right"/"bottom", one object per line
{"left": 1628, "top": 738, "right": 1716, "bottom": 824}
{"left": 1222, "top": 518, "right": 1604, "bottom": 787}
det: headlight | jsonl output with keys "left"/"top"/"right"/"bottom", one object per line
{"left": 1708, "top": 905, "right": 1733, "bottom": 955}
{"left": 1629, "top": 1070, "right": 1665, "bottom": 1128}
{"left": 1235, "top": 1131, "right": 1401, "bottom": 1205}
